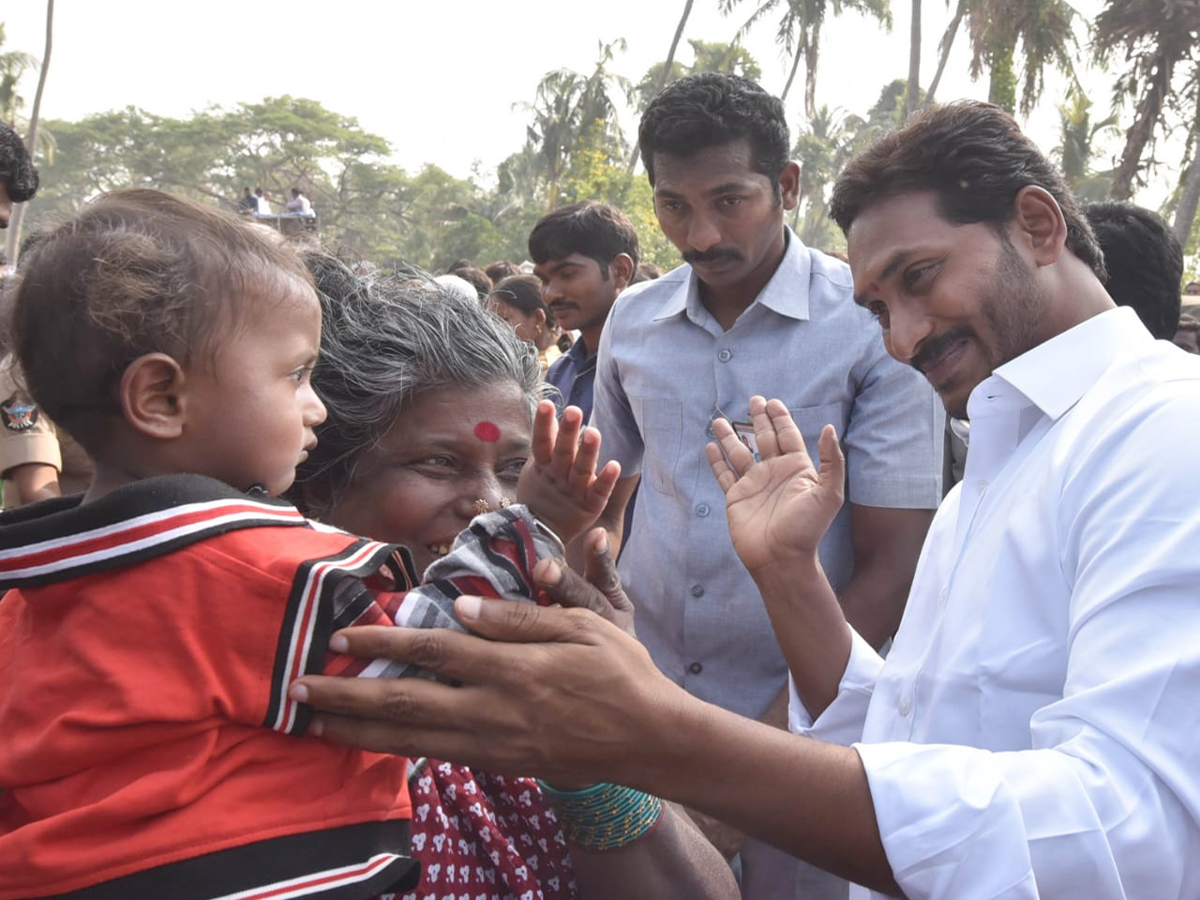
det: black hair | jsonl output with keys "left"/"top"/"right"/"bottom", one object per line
{"left": 488, "top": 274, "right": 556, "bottom": 329}
{"left": 637, "top": 73, "right": 790, "bottom": 200}
{"left": 528, "top": 200, "right": 640, "bottom": 278}
{"left": 1084, "top": 200, "right": 1183, "bottom": 340}
{"left": 0, "top": 122, "right": 38, "bottom": 202}
{"left": 831, "top": 101, "right": 1105, "bottom": 279}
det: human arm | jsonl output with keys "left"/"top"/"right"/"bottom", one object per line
{"left": 517, "top": 399, "right": 620, "bottom": 544}
{"left": 4, "top": 461, "right": 62, "bottom": 505}
{"left": 568, "top": 801, "right": 740, "bottom": 900}
{"left": 839, "top": 505, "right": 932, "bottom": 649}
{"left": 705, "top": 396, "right": 854, "bottom": 716}
{"left": 287, "top": 605, "right": 901, "bottom": 895}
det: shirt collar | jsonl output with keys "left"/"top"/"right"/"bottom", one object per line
{"left": 563, "top": 335, "right": 592, "bottom": 365}
{"left": 978, "top": 305, "right": 1147, "bottom": 421}
{"left": 652, "top": 228, "right": 812, "bottom": 323}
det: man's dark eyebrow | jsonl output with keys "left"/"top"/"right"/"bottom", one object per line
{"left": 654, "top": 181, "right": 755, "bottom": 200}
{"left": 879, "top": 248, "right": 916, "bottom": 285}
{"left": 853, "top": 248, "right": 916, "bottom": 306}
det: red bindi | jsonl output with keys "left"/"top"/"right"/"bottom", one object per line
{"left": 474, "top": 421, "right": 501, "bottom": 442}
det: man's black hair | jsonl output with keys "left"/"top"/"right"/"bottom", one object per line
{"left": 1085, "top": 200, "right": 1183, "bottom": 340}
{"left": 831, "top": 101, "right": 1105, "bottom": 280}
{"left": 528, "top": 201, "right": 640, "bottom": 278}
{"left": 637, "top": 73, "right": 790, "bottom": 199}
{"left": 0, "top": 122, "right": 38, "bottom": 202}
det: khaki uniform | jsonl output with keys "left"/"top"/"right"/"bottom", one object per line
{"left": 0, "top": 359, "right": 94, "bottom": 506}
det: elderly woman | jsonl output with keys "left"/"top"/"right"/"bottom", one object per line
{"left": 291, "top": 254, "right": 737, "bottom": 900}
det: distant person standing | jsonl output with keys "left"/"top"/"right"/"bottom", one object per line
{"left": 529, "top": 201, "right": 639, "bottom": 418}
{"left": 285, "top": 188, "right": 313, "bottom": 216}
{"left": 237, "top": 186, "right": 258, "bottom": 215}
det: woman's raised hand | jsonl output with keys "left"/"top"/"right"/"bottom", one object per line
{"left": 705, "top": 396, "right": 845, "bottom": 574}
{"left": 517, "top": 400, "right": 620, "bottom": 544}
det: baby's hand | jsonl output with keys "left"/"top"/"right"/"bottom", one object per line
{"left": 517, "top": 401, "right": 620, "bottom": 545}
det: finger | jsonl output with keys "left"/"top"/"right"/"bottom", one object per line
{"left": 535, "top": 553, "right": 623, "bottom": 624}
{"left": 531, "top": 400, "right": 558, "bottom": 466}
{"left": 568, "top": 426, "right": 602, "bottom": 494}
{"left": 748, "top": 395, "right": 781, "bottom": 460}
{"left": 290, "top": 669, "right": 464, "bottom": 725}
{"left": 551, "top": 406, "right": 584, "bottom": 474}
{"left": 816, "top": 424, "right": 846, "bottom": 501}
{"left": 583, "top": 528, "right": 633, "bottom": 614}
{"left": 705, "top": 441, "right": 740, "bottom": 494}
{"left": 764, "top": 397, "right": 810, "bottom": 458}
{"left": 589, "top": 460, "right": 622, "bottom": 508}
{"left": 455, "top": 593, "right": 604, "bottom": 646}
{"left": 713, "top": 418, "right": 756, "bottom": 477}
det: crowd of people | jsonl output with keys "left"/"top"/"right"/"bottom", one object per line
{"left": 1, "top": 69, "right": 1199, "bottom": 900}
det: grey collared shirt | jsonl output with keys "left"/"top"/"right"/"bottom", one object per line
{"left": 591, "top": 231, "right": 944, "bottom": 718}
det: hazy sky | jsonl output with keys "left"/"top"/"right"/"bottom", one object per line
{"left": 4, "top": 0, "right": 1132, "bottom": 191}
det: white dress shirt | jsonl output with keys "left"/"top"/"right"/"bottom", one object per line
{"left": 793, "top": 307, "right": 1200, "bottom": 899}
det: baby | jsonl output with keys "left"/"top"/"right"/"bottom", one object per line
{"left": 0, "top": 190, "right": 610, "bottom": 900}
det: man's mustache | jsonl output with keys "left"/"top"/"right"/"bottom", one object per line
{"left": 911, "top": 328, "right": 971, "bottom": 374}
{"left": 683, "top": 247, "right": 743, "bottom": 266}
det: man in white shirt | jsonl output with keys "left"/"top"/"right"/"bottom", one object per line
{"left": 290, "top": 101, "right": 1200, "bottom": 899}
{"left": 285, "top": 188, "right": 313, "bottom": 215}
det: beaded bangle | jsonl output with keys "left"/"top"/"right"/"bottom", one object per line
{"left": 536, "top": 780, "right": 665, "bottom": 852}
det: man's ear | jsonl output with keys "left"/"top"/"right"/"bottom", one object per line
{"left": 610, "top": 253, "right": 636, "bottom": 290}
{"left": 1013, "top": 185, "right": 1068, "bottom": 267}
{"left": 779, "top": 160, "right": 801, "bottom": 211}
{"left": 119, "top": 353, "right": 188, "bottom": 439}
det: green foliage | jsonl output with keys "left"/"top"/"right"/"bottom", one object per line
{"left": 635, "top": 39, "right": 763, "bottom": 112}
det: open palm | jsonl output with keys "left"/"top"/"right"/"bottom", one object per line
{"left": 705, "top": 397, "right": 845, "bottom": 573}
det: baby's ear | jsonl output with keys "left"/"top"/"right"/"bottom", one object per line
{"left": 119, "top": 353, "right": 187, "bottom": 439}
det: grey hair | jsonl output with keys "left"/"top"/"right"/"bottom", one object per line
{"left": 293, "top": 252, "right": 547, "bottom": 516}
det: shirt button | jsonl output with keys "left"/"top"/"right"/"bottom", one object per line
{"left": 696, "top": 503, "right": 711, "bottom": 517}
{"left": 691, "top": 584, "right": 705, "bottom": 598}
{"left": 717, "top": 349, "right": 732, "bottom": 362}
{"left": 976, "top": 479, "right": 988, "bottom": 491}
{"left": 688, "top": 662, "right": 703, "bottom": 675}
{"left": 898, "top": 695, "right": 912, "bottom": 716}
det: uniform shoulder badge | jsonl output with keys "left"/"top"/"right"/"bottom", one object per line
{"left": 1, "top": 395, "right": 39, "bottom": 432}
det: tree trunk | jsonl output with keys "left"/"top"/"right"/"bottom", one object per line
{"left": 804, "top": 22, "right": 821, "bottom": 121}
{"left": 1172, "top": 79, "right": 1200, "bottom": 248}
{"left": 780, "top": 41, "right": 804, "bottom": 102}
{"left": 627, "top": 0, "right": 694, "bottom": 173}
{"left": 1109, "top": 48, "right": 1174, "bottom": 201}
{"left": 923, "top": 0, "right": 967, "bottom": 108}
{"left": 5, "top": 0, "right": 53, "bottom": 266}
{"left": 905, "top": 0, "right": 921, "bottom": 119}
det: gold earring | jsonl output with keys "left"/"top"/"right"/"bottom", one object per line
{"left": 499, "top": 497, "right": 512, "bottom": 508}
{"left": 473, "top": 499, "right": 491, "bottom": 516}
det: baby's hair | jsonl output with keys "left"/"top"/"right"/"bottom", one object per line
{"left": 11, "top": 188, "right": 313, "bottom": 457}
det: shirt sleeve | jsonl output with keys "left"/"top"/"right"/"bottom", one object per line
{"left": 843, "top": 336, "right": 944, "bottom": 510}
{"left": 0, "top": 367, "right": 63, "bottom": 477}
{"left": 588, "top": 301, "right": 644, "bottom": 474}
{"left": 787, "top": 626, "right": 883, "bottom": 743}
{"left": 854, "top": 392, "right": 1200, "bottom": 900}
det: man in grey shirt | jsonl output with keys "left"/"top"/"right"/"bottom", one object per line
{"left": 587, "top": 73, "right": 943, "bottom": 899}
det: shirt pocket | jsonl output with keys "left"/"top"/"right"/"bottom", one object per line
{"left": 789, "top": 403, "right": 845, "bottom": 456}
{"left": 633, "top": 396, "right": 684, "bottom": 497}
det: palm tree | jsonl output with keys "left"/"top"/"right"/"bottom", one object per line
{"left": 721, "top": 0, "right": 893, "bottom": 118}
{"left": 1052, "top": 88, "right": 1115, "bottom": 202}
{"left": 1171, "top": 64, "right": 1200, "bottom": 248}
{"left": 905, "top": 0, "right": 921, "bottom": 118}
{"left": 5, "top": 1, "right": 53, "bottom": 265}
{"left": 627, "top": 0, "right": 695, "bottom": 172}
{"left": 924, "top": 0, "right": 1077, "bottom": 114}
{"left": 635, "top": 39, "right": 763, "bottom": 113}
{"left": 517, "top": 41, "right": 632, "bottom": 208}
{"left": 1095, "top": 0, "right": 1200, "bottom": 201}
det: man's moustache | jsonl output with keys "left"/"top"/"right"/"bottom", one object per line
{"left": 683, "top": 248, "right": 743, "bottom": 265}
{"left": 911, "top": 329, "right": 971, "bottom": 374}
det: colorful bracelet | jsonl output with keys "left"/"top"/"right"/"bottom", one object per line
{"left": 536, "top": 780, "right": 665, "bottom": 852}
